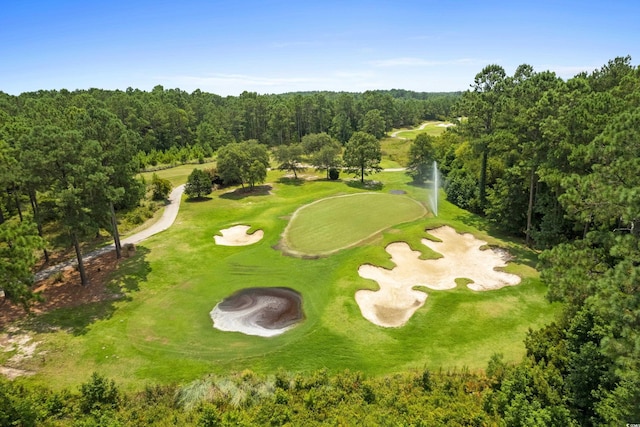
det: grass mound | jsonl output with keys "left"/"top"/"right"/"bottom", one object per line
{"left": 281, "top": 192, "right": 426, "bottom": 256}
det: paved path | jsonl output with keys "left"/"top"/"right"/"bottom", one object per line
{"left": 35, "top": 185, "right": 185, "bottom": 281}
{"left": 389, "top": 121, "right": 431, "bottom": 139}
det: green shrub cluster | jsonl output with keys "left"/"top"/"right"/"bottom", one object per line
{"left": 0, "top": 369, "right": 501, "bottom": 425}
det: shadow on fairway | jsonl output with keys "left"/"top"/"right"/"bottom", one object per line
{"left": 346, "top": 180, "right": 384, "bottom": 191}
{"left": 19, "top": 247, "right": 152, "bottom": 336}
{"left": 453, "top": 214, "right": 539, "bottom": 269}
{"left": 220, "top": 185, "right": 273, "bottom": 200}
{"left": 277, "top": 176, "right": 305, "bottom": 186}
{"left": 185, "top": 196, "right": 213, "bottom": 203}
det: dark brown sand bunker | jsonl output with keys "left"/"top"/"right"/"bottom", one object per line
{"left": 210, "top": 287, "right": 304, "bottom": 337}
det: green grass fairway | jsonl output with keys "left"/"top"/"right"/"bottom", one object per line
{"left": 392, "top": 121, "right": 454, "bottom": 139}
{"left": 139, "top": 161, "right": 215, "bottom": 186}
{"left": 20, "top": 169, "right": 560, "bottom": 391}
{"left": 282, "top": 193, "right": 427, "bottom": 256}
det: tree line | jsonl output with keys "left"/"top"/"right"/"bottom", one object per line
{"left": 0, "top": 88, "right": 455, "bottom": 307}
{"left": 423, "top": 56, "right": 639, "bottom": 425}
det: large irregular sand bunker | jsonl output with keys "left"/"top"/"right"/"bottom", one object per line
{"left": 210, "top": 287, "right": 304, "bottom": 337}
{"left": 214, "top": 225, "right": 264, "bottom": 246}
{"left": 356, "top": 226, "right": 521, "bottom": 328}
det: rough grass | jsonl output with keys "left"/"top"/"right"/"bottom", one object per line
{"left": 392, "top": 121, "right": 454, "bottom": 139}
{"left": 139, "top": 161, "right": 215, "bottom": 186}
{"left": 22, "top": 169, "right": 560, "bottom": 391}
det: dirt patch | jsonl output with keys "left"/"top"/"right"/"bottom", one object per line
{"left": 210, "top": 287, "right": 304, "bottom": 337}
{"left": 214, "top": 225, "right": 264, "bottom": 246}
{"left": 356, "top": 226, "right": 521, "bottom": 328}
{"left": 0, "top": 250, "right": 123, "bottom": 329}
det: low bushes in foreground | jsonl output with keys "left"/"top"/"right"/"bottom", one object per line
{"left": 1, "top": 369, "right": 500, "bottom": 426}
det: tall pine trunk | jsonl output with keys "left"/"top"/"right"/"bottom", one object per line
{"left": 72, "top": 232, "right": 88, "bottom": 286}
{"left": 29, "top": 190, "right": 49, "bottom": 262}
{"left": 109, "top": 202, "right": 122, "bottom": 259}
{"left": 13, "top": 190, "right": 23, "bottom": 222}
{"left": 479, "top": 149, "right": 488, "bottom": 210}
{"left": 525, "top": 168, "right": 538, "bottom": 247}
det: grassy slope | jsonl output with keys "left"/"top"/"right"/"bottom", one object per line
{"left": 24, "top": 169, "right": 559, "bottom": 391}
{"left": 381, "top": 121, "right": 453, "bottom": 168}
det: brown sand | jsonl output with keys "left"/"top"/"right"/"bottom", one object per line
{"left": 210, "top": 287, "right": 304, "bottom": 337}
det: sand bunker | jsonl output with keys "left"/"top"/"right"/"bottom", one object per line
{"left": 356, "top": 226, "right": 521, "bottom": 327}
{"left": 214, "top": 225, "right": 264, "bottom": 246}
{"left": 210, "top": 287, "right": 304, "bottom": 337}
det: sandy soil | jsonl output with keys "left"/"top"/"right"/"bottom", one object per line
{"left": 210, "top": 287, "right": 303, "bottom": 337}
{"left": 356, "top": 226, "right": 521, "bottom": 327}
{"left": 34, "top": 184, "right": 185, "bottom": 282}
{"left": 214, "top": 225, "right": 264, "bottom": 246}
{"left": 1, "top": 249, "right": 123, "bottom": 378}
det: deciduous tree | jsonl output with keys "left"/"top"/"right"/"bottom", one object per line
{"left": 184, "top": 168, "right": 212, "bottom": 199}
{"left": 343, "top": 131, "right": 381, "bottom": 183}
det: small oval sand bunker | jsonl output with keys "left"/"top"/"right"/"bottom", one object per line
{"left": 356, "top": 226, "right": 521, "bottom": 328}
{"left": 210, "top": 287, "right": 304, "bottom": 337}
{"left": 214, "top": 225, "right": 264, "bottom": 246}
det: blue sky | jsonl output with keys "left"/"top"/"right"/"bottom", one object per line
{"left": 2, "top": 0, "right": 639, "bottom": 95}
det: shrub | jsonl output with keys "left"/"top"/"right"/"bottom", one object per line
{"left": 150, "top": 173, "right": 172, "bottom": 201}
{"left": 329, "top": 167, "right": 340, "bottom": 180}
{"left": 79, "top": 373, "right": 120, "bottom": 414}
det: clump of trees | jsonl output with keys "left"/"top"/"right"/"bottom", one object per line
{"left": 216, "top": 140, "right": 270, "bottom": 189}
{"left": 429, "top": 56, "right": 640, "bottom": 425}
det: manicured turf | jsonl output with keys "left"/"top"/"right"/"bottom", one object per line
{"left": 282, "top": 193, "right": 426, "bottom": 255}
{"left": 139, "top": 161, "right": 215, "bottom": 186}
{"left": 23, "top": 169, "right": 560, "bottom": 391}
{"left": 393, "top": 121, "right": 454, "bottom": 139}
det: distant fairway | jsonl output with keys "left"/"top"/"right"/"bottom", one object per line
{"left": 282, "top": 192, "right": 426, "bottom": 256}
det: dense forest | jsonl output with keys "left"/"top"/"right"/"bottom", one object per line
{"left": 1, "top": 56, "right": 640, "bottom": 425}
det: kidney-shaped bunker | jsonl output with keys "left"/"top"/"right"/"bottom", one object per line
{"left": 210, "top": 287, "right": 304, "bottom": 337}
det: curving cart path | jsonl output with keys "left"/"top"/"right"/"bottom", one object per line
{"left": 34, "top": 185, "right": 185, "bottom": 281}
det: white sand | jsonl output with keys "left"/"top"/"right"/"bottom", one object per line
{"left": 214, "top": 225, "right": 264, "bottom": 246}
{"left": 355, "top": 226, "right": 521, "bottom": 327}
{"left": 210, "top": 296, "right": 295, "bottom": 337}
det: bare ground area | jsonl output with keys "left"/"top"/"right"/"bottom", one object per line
{"left": 1, "top": 250, "right": 124, "bottom": 329}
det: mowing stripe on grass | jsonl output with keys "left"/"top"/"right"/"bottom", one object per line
{"left": 282, "top": 192, "right": 426, "bottom": 256}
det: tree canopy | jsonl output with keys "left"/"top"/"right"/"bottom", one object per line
{"left": 343, "top": 131, "right": 381, "bottom": 183}
{"left": 184, "top": 168, "right": 212, "bottom": 199}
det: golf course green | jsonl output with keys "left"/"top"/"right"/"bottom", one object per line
{"left": 23, "top": 169, "right": 559, "bottom": 390}
{"left": 282, "top": 192, "right": 426, "bottom": 256}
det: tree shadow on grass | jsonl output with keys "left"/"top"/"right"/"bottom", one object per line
{"left": 220, "top": 185, "right": 273, "bottom": 200}
{"left": 452, "top": 213, "right": 539, "bottom": 269}
{"left": 184, "top": 196, "right": 213, "bottom": 203}
{"left": 277, "top": 176, "right": 305, "bottom": 186}
{"left": 15, "top": 247, "right": 152, "bottom": 336}
{"left": 345, "top": 180, "right": 384, "bottom": 191}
